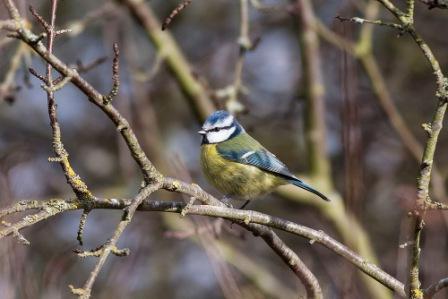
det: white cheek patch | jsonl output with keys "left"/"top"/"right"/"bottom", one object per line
{"left": 206, "top": 127, "right": 236, "bottom": 143}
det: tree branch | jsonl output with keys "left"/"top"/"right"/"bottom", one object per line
{"left": 345, "top": 1, "right": 448, "bottom": 298}
{"left": 424, "top": 277, "right": 448, "bottom": 298}
{"left": 0, "top": 195, "right": 406, "bottom": 297}
{"left": 69, "top": 184, "right": 160, "bottom": 298}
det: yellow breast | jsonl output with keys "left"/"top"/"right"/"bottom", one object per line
{"left": 200, "top": 144, "right": 285, "bottom": 199}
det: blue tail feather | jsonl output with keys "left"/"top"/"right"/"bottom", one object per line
{"left": 289, "top": 179, "right": 329, "bottom": 201}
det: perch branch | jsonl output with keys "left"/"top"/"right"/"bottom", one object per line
{"left": 0, "top": 194, "right": 406, "bottom": 297}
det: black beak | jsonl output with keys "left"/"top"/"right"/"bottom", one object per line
{"left": 198, "top": 129, "right": 206, "bottom": 135}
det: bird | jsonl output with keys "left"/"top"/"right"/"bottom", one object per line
{"left": 199, "top": 110, "right": 329, "bottom": 209}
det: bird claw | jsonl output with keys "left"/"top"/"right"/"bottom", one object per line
{"left": 221, "top": 196, "right": 233, "bottom": 208}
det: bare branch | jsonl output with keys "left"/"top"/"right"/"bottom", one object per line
{"left": 336, "top": 15, "right": 404, "bottom": 31}
{"left": 419, "top": 0, "right": 448, "bottom": 9}
{"left": 29, "top": 5, "right": 51, "bottom": 32}
{"left": 103, "top": 43, "right": 120, "bottom": 104}
{"left": 69, "top": 184, "right": 160, "bottom": 298}
{"left": 424, "top": 277, "right": 448, "bottom": 298}
{"left": 76, "top": 209, "right": 90, "bottom": 246}
{"left": 0, "top": 194, "right": 406, "bottom": 297}
{"left": 161, "top": 0, "right": 192, "bottom": 30}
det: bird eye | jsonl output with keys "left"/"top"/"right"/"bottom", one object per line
{"left": 211, "top": 127, "right": 220, "bottom": 132}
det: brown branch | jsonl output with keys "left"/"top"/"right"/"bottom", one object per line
{"left": 424, "top": 277, "right": 448, "bottom": 298}
{"left": 161, "top": 0, "right": 192, "bottom": 30}
{"left": 69, "top": 184, "right": 160, "bottom": 298}
{"left": 4, "top": 7, "right": 162, "bottom": 184}
{"left": 161, "top": 177, "right": 323, "bottom": 297}
{"left": 103, "top": 42, "right": 120, "bottom": 104}
{"left": 335, "top": 15, "right": 404, "bottom": 31}
{"left": 419, "top": 0, "right": 448, "bottom": 9}
{"left": 27, "top": 2, "right": 95, "bottom": 203}
{"left": 0, "top": 195, "right": 406, "bottom": 297}
{"left": 76, "top": 209, "right": 90, "bottom": 246}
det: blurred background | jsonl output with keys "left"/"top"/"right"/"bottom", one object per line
{"left": 1, "top": 0, "right": 448, "bottom": 298}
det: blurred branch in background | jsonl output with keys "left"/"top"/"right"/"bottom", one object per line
{"left": 0, "top": 42, "right": 30, "bottom": 104}
{"left": 214, "top": 0, "right": 252, "bottom": 114}
{"left": 419, "top": 0, "right": 448, "bottom": 9}
{"left": 292, "top": 1, "right": 391, "bottom": 297}
{"left": 118, "top": 0, "right": 215, "bottom": 121}
{"left": 165, "top": 216, "right": 299, "bottom": 299}
{"left": 315, "top": 0, "right": 447, "bottom": 202}
{"left": 340, "top": 0, "right": 448, "bottom": 298}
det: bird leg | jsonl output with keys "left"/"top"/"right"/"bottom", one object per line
{"left": 239, "top": 200, "right": 250, "bottom": 210}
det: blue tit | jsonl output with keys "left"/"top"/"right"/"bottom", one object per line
{"left": 199, "top": 110, "right": 329, "bottom": 208}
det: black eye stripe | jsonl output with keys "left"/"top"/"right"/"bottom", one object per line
{"left": 206, "top": 124, "right": 233, "bottom": 133}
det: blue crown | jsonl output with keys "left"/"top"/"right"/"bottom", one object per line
{"left": 205, "top": 110, "right": 232, "bottom": 126}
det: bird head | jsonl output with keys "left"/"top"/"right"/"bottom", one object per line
{"left": 199, "top": 110, "right": 244, "bottom": 144}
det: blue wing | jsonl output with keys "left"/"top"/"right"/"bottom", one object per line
{"left": 219, "top": 147, "right": 297, "bottom": 179}
{"left": 216, "top": 133, "right": 329, "bottom": 201}
{"left": 216, "top": 133, "right": 297, "bottom": 180}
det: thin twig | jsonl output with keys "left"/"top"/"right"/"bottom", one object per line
{"left": 335, "top": 16, "right": 404, "bottom": 31}
{"left": 4, "top": 3, "right": 162, "bottom": 184}
{"left": 419, "top": 0, "right": 448, "bottom": 9}
{"left": 424, "top": 277, "right": 448, "bottom": 298}
{"left": 103, "top": 43, "right": 120, "bottom": 104}
{"left": 161, "top": 0, "right": 192, "bottom": 30}
{"left": 216, "top": 0, "right": 251, "bottom": 114}
{"left": 76, "top": 209, "right": 90, "bottom": 246}
{"left": 69, "top": 184, "right": 160, "bottom": 298}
